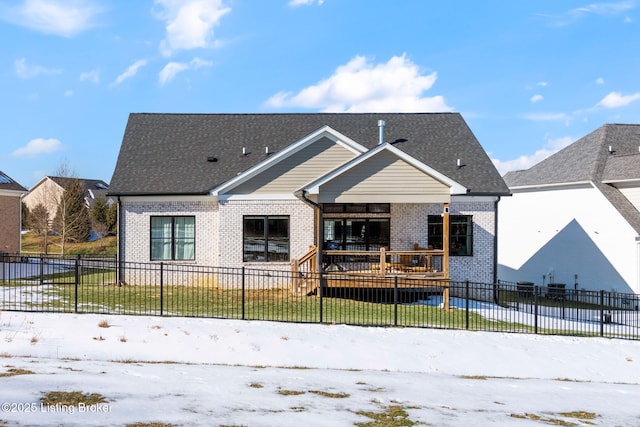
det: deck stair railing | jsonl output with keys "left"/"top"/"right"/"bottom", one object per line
{"left": 290, "top": 245, "right": 318, "bottom": 294}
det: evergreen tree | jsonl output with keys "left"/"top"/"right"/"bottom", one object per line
{"left": 21, "top": 201, "right": 30, "bottom": 230}
{"left": 91, "top": 195, "right": 110, "bottom": 238}
{"left": 106, "top": 202, "right": 118, "bottom": 233}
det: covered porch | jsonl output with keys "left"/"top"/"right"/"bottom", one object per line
{"left": 290, "top": 141, "right": 467, "bottom": 309}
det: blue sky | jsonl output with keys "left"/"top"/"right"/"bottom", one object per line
{"left": 1, "top": 0, "right": 639, "bottom": 188}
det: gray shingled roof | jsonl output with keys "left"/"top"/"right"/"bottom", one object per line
{"left": 109, "top": 113, "right": 509, "bottom": 197}
{"left": 0, "top": 170, "right": 27, "bottom": 192}
{"left": 503, "top": 124, "right": 640, "bottom": 234}
{"left": 48, "top": 176, "right": 110, "bottom": 200}
{"left": 503, "top": 124, "right": 640, "bottom": 187}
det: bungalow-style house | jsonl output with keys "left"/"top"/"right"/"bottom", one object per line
{"left": 0, "top": 171, "right": 27, "bottom": 254}
{"left": 108, "top": 113, "right": 510, "bottom": 285}
{"left": 23, "top": 176, "right": 111, "bottom": 221}
{"left": 499, "top": 124, "right": 640, "bottom": 294}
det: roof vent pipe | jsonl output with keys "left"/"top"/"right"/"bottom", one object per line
{"left": 378, "top": 120, "right": 386, "bottom": 145}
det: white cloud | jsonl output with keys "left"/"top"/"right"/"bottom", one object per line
{"left": 159, "top": 62, "right": 189, "bottom": 86}
{"left": 111, "top": 59, "right": 148, "bottom": 87}
{"left": 288, "top": 0, "right": 325, "bottom": 7}
{"left": 530, "top": 94, "right": 543, "bottom": 103}
{"left": 154, "top": 0, "right": 231, "bottom": 57}
{"left": 14, "top": 58, "right": 62, "bottom": 79}
{"left": 158, "top": 57, "right": 213, "bottom": 86}
{"left": 492, "top": 136, "right": 574, "bottom": 175}
{"left": 265, "top": 54, "right": 451, "bottom": 113}
{"left": 597, "top": 91, "right": 640, "bottom": 108}
{"left": 12, "top": 138, "right": 63, "bottom": 157}
{"left": 1, "top": 0, "right": 104, "bottom": 37}
{"left": 543, "top": 1, "right": 635, "bottom": 26}
{"left": 537, "top": 81, "right": 548, "bottom": 87}
{"left": 64, "top": 89, "right": 73, "bottom": 96}
{"left": 80, "top": 69, "right": 100, "bottom": 84}
{"left": 596, "top": 77, "right": 605, "bottom": 84}
{"left": 570, "top": 1, "right": 635, "bottom": 16}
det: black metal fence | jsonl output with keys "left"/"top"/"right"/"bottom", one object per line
{"left": 1, "top": 254, "right": 639, "bottom": 340}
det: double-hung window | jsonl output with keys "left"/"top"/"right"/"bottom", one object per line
{"left": 243, "top": 215, "right": 290, "bottom": 262}
{"left": 428, "top": 215, "right": 473, "bottom": 256}
{"left": 150, "top": 216, "right": 195, "bottom": 261}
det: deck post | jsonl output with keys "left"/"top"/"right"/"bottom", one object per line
{"left": 443, "top": 281, "right": 450, "bottom": 311}
{"left": 379, "top": 247, "right": 386, "bottom": 277}
{"left": 291, "top": 259, "right": 299, "bottom": 293}
{"left": 443, "top": 202, "right": 450, "bottom": 279}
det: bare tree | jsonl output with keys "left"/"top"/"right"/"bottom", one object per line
{"left": 28, "top": 203, "right": 51, "bottom": 252}
{"left": 52, "top": 179, "right": 91, "bottom": 255}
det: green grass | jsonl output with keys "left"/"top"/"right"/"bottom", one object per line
{"left": 21, "top": 232, "right": 117, "bottom": 256}
{"left": 4, "top": 267, "right": 625, "bottom": 336}
{"left": 1, "top": 268, "right": 535, "bottom": 330}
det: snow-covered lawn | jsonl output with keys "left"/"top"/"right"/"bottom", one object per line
{"left": 1, "top": 311, "right": 639, "bottom": 426}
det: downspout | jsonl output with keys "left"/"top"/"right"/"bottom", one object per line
{"left": 296, "top": 190, "right": 323, "bottom": 273}
{"left": 117, "top": 196, "right": 122, "bottom": 285}
{"left": 19, "top": 192, "right": 25, "bottom": 254}
{"left": 493, "top": 197, "right": 500, "bottom": 284}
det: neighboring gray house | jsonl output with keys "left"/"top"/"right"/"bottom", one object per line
{"left": 108, "top": 113, "right": 510, "bottom": 284}
{"left": 499, "top": 124, "right": 640, "bottom": 294}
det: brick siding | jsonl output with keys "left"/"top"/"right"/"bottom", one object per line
{"left": 120, "top": 198, "right": 495, "bottom": 285}
{"left": 0, "top": 195, "right": 21, "bottom": 253}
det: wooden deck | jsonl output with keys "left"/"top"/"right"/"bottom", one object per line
{"left": 291, "top": 246, "right": 451, "bottom": 309}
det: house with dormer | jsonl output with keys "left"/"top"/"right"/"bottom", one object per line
{"left": 23, "top": 176, "right": 111, "bottom": 222}
{"left": 108, "top": 113, "right": 509, "bottom": 284}
{"left": 499, "top": 124, "right": 640, "bottom": 294}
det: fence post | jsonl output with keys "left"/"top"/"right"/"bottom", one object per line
{"left": 600, "top": 290, "right": 605, "bottom": 337}
{"left": 534, "top": 285, "right": 539, "bottom": 334}
{"left": 74, "top": 257, "right": 79, "bottom": 314}
{"left": 465, "top": 280, "right": 470, "bottom": 330}
{"left": 319, "top": 269, "right": 323, "bottom": 324}
{"left": 393, "top": 275, "right": 398, "bottom": 326}
{"left": 40, "top": 254, "right": 44, "bottom": 287}
{"left": 2, "top": 252, "right": 7, "bottom": 283}
{"left": 241, "top": 267, "right": 245, "bottom": 320}
{"left": 160, "top": 262, "right": 164, "bottom": 316}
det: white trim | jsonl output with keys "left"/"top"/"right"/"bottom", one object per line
{"left": 0, "top": 189, "right": 27, "bottom": 197}
{"left": 604, "top": 178, "right": 640, "bottom": 186}
{"left": 509, "top": 181, "right": 592, "bottom": 191}
{"left": 119, "top": 195, "right": 214, "bottom": 203}
{"left": 218, "top": 194, "right": 299, "bottom": 201}
{"left": 210, "top": 125, "right": 368, "bottom": 197}
{"left": 304, "top": 142, "right": 467, "bottom": 195}
{"left": 451, "top": 195, "right": 500, "bottom": 203}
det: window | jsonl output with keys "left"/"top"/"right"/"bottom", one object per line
{"left": 323, "top": 218, "right": 390, "bottom": 251}
{"left": 428, "top": 215, "right": 473, "bottom": 256}
{"left": 323, "top": 203, "right": 390, "bottom": 214}
{"left": 243, "top": 216, "right": 289, "bottom": 262}
{"left": 151, "top": 216, "right": 195, "bottom": 261}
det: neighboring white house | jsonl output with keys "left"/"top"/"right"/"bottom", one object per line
{"left": 108, "top": 113, "right": 510, "bottom": 284}
{"left": 499, "top": 124, "right": 640, "bottom": 294}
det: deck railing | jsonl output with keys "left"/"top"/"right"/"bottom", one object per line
{"left": 322, "top": 248, "right": 446, "bottom": 277}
